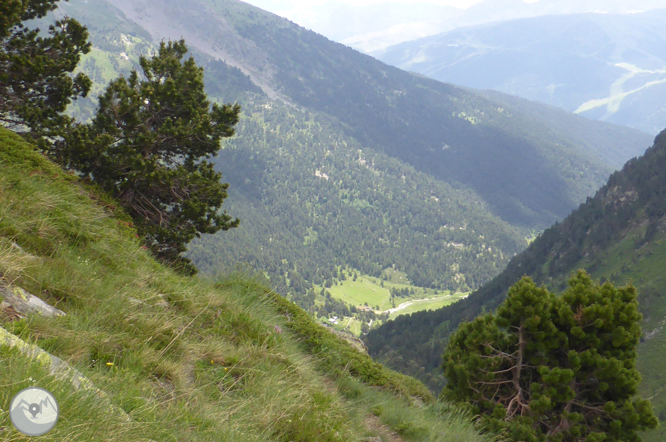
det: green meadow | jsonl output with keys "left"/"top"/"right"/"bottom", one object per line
{"left": 323, "top": 274, "right": 449, "bottom": 312}
{"left": 314, "top": 274, "right": 467, "bottom": 336}
{"left": 388, "top": 294, "right": 468, "bottom": 320}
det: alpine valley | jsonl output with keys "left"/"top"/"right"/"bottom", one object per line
{"left": 4, "top": 0, "right": 664, "bottom": 439}
{"left": 46, "top": 0, "right": 653, "bottom": 323}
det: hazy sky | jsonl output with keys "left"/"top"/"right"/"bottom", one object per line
{"left": 243, "top": 0, "right": 538, "bottom": 9}
{"left": 245, "top": 0, "right": 485, "bottom": 8}
{"left": 243, "top": 0, "right": 660, "bottom": 11}
{"left": 240, "top": 0, "right": 666, "bottom": 53}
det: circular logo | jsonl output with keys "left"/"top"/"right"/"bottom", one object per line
{"left": 9, "top": 387, "right": 59, "bottom": 436}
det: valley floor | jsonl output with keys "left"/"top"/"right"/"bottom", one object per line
{"left": 313, "top": 273, "right": 468, "bottom": 337}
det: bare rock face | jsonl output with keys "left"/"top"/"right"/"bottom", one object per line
{"left": 0, "top": 281, "right": 65, "bottom": 320}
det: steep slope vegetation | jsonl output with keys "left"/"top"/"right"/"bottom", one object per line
{"left": 0, "top": 127, "right": 496, "bottom": 441}
{"left": 378, "top": 10, "right": 666, "bottom": 135}
{"left": 366, "top": 130, "right": 666, "bottom": 440}
{"left": 475, "top": 89, "right": 654, "bottom": 170}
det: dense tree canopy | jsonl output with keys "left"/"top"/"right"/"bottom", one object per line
{"left": 55, "top": 40, "right": 240, "bottom": 274}
{"left": 188, "top": 101, "right": 526, "bottom": 296}
{"left": 442, "top": 271, "right": 658, "bottom": 441}
{"left": 0, "top": 0, "right": 91, "bottom": 136}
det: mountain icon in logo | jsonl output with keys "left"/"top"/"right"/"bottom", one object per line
{"left": 9, "top": 387, "right": 59, "bottom": 436}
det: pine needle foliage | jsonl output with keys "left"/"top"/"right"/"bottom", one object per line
{"left": 442, "top": 271, "right": 658, "bottom": 441}
{"left": 0, "top": 0, "right": 91, "bottom": 136}
{"left": 54, "top": 40, "right": 240, "bottom": 274}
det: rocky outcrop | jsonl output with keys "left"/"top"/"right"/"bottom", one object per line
{"left": 644, "top": 316, "right": 666, "bottom": 342}
{"left": 0, "top": 281, "right": 65, "bottom": 321}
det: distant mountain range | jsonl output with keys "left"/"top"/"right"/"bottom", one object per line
{"left": 377, "top": 9, "right": 666, "bottom": 134}
{"left": 50, "top": 0, "right": 651, "bottom": 300}
{"left": 366, "top": 129, "right": 666, "bottom": 440}
{"left": 241, "top": 0, "right": 666, "bottom": 53}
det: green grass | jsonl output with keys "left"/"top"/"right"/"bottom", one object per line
{"left": 0, "top": 127, "right": 495, "bottom": 441}
{"left": 388, "top": 294, "right": 468, "bottom": 320}
{"left": 331, "top": 317, "right": 370, "bottom": 336}
{"left": 324, "top": 275, "right": 449, "bottom": 312}
{"left": 345, "top": 317, "right": 362, "bottom": 335}
{"left": 319, "top": 275, "right": 465, "bottom": 337}
{"left": 326, "top": 276, "right": 393, "bottom": 310}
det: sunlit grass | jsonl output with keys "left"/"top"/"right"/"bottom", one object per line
{"left": 322, "top": 274, "right": 453, "bottom": 312}
{"left": 388, "top": 294, "right": 468, "bottom": 320}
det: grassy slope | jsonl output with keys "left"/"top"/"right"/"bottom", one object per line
{"left": 0, "top": 128, "right": 494, "bottom": 441}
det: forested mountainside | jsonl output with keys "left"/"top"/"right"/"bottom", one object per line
{"left": 366, "top": 130, "right": 666, "bottom": 440}
{"left": 45, "top": 0, "right": 654, "bottom": 304}
{"left": 378, "top": 10, "right": 666, "bottom": 135}
{"left": 56, "top": 0, "right": 652, "bottom": 228}
{"left": 188, "top": 100, "right": 525, "bottom": 294}
{"left": 0, "top": 127, "right": 496, "bottom": 442}
{"left": 473, "top": 89, "right": 656, "bottom": 171}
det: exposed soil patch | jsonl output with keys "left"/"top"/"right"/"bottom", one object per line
{"left": 363, "top": 414, "right": 405, "bottom": 442}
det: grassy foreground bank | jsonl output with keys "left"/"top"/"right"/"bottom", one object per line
{"left": 0, "top": 127, "right": 494, "bottom": 441}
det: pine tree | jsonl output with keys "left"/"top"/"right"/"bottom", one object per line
{"left": 0, "top": 0, "right": 91, "bottom": 137}
{"left": 442, "top": 271, "right": 658, "bottom": 441}
{"left": 55, "top": 40, "right": 240, "bottom": 274}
